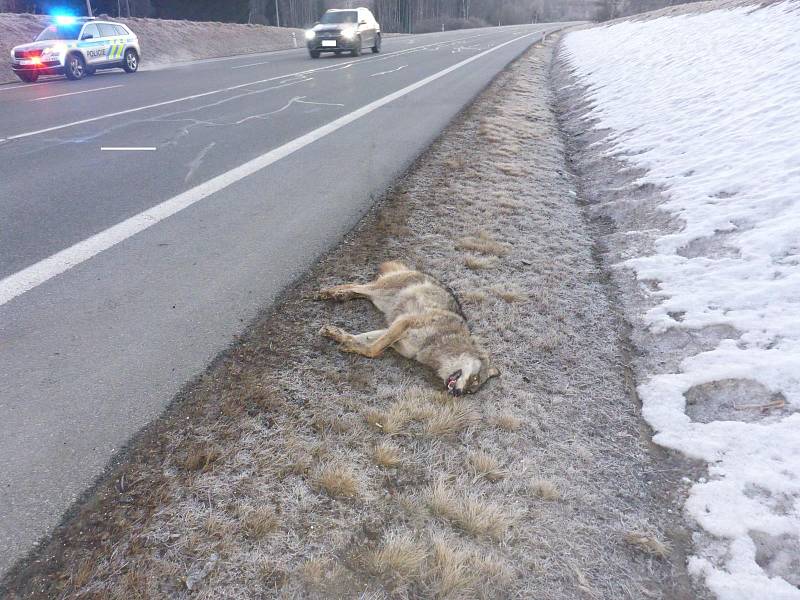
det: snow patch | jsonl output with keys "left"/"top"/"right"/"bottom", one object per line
{"left": 563, "top": 3, "right": 800, "bottom": 599}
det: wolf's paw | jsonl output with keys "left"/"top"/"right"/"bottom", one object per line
{"left": 316, "top": 288, "right": 337, "bottom": 301}
{"left": 320, "top": 324, "right": 348, "bottom": 341}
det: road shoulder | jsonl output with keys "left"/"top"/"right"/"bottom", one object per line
{"left": 3, "top": 37, "right": 696, "bottom": 599}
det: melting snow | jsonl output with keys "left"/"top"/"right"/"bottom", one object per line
{"left": 563, "top": 3, "right": 800, "bottom": 599}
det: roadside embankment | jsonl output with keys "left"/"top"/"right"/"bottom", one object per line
{"left": 0, "top": 12, "right": 303, "bottom": 83}
{"left": 2, "top": 36, "right": 697, "bottom": 599}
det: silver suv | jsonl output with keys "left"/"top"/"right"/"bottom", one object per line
{"left": 10, "top": 17, "right": 141, "bottom": 83}
{"left": 305, "top": 8, "right": 381, "bottom": 58}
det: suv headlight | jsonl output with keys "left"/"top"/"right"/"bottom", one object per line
{"left": 341, "top": 27, "right": 356, "bottom": 40}
{"left": 304, "top": 29, "right": 316, "bottom": 40}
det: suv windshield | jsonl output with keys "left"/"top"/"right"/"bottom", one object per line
{"left": 36, "top": 24, "right": 82, "bottom": 41}
{"left": 319, "top": 11, "right": 357, "bottom": 24}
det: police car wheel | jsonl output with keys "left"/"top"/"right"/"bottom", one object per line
{"left": 372, "top": 34, "right": 381, "bottom": 53}
{"left": 123, "top": 49, "right": 139, "bottom": 73}
{"left": 351, "top": 37, "right": 362, "bottom": 57}
{"left": 64, "top": 53, "right": 86, "bottom": 80}
{"left": 16, "top": 71, "right": 38, "bottom": 83}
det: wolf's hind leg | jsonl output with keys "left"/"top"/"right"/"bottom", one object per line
{"left": 320, "top": 325, "right": 386, "bottom": 355}
{"left": 320, "top": 318, "right": 414, "bottom": 358}
{"left": 320, "top": 318, "right": 412, "bottom": 358}
{"left": 317, "top": 282, "right": 375, "bottom": 302}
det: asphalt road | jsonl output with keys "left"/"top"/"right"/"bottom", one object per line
{"left": 0, "top": 24, "right": 565, "bottom": 576}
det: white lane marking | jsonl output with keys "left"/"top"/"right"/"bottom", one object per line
{"left": 0, "top": 30, "right": 542, "bottom": 307}
{"left": 0, "top": 31, "right": 497, "bottom": 143}
{"left": 231, "top": 60, "right": 271, "bottom": 70}
{"left": 32, "top": 85, "right": 124, "bottom": 102}
{"left": 100, "top": 146, "right": 157, "bottom": 151}
{"left": 370, "top": 65, "right": 407, "bottom": 77}
{"left": 0, "top": 82, "right": 44, "bottom": 92}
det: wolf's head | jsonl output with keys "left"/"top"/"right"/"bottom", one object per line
{"left": 443, "top": 355, "right": 500, "bottom": 396}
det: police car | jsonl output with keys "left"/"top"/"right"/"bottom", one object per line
{"left": 10, "top": 16, "right": 140, "bottom": 83}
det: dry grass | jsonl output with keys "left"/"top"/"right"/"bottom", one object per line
{"left": 462, "top": 290, "right": 489, "bottom": 304}
{"left": 625, "top": 532, "right": 670, "bottom": 558}
{"left": 312, "top": 463, "right": 360, "bottom": 499}
{"left": 364, "top": 392, "right": 474, "bottom": 439}
{"left": 68, "top": 560, "right": 94, "bottom": 594}
{"left": 296, "top": 557, "right": 347, "bottom": 594}
{"left": 530, "top": 478, "right": 561, "bottom": 501}
{"left": 238, "top": 504, "right": 279, "bottom": 539}
{"left": 182, "top": 443, "right": 222, "bottom": 472}
{"left": 372, "top": 440, "right": 403, "bottom": 468}
{"left": 422, "top": 402, "right": 477, "bottom": 438}
{"left": 426, "top": 536, "right": 475, "bottom": 597}
{"left": 468, "top": 450, "right": 506, "bottom": 482}
{"left": 367, "top": 533, "right": 426, "bottom": 582}
{"left": 493, "top": 412, "right": 523, "bottom": 431}
{"left": 428, "top": 480, "right": 512, "bottom": 540}
{"left": 492, "top": 286, "right": 527, "bottom": 303}
{"left": 464, "top": 255, "right": 499, "bottom": 271}
{"left": 457, "top": 232, "right": 510, "bottom": 257}
{"left": 496, "top": 163, "right": 526, "bottom": 177}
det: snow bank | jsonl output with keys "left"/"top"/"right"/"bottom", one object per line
{"left": 562, "top": 3, "right": 800, "bottom": 599}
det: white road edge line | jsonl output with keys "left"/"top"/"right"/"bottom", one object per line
{"left": 231, "top": 60, "right": 272, "bottom": 70}
{"left": 100, "top": 146, "right": 157, "bottom": 151}
{"left": 0, "top": 30, "right": 541, "bottom": 307}
{"left": 32, "top": 84, "right": 124, "bottom": 102}
{"left": 0, "top": 31, "right": 491, "bottom": 143}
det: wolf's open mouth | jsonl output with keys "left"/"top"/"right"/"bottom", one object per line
{"left": 446, "top": 370, "right": 462, "bottom": 394}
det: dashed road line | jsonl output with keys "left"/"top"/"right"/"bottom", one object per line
{"left": 100, "top": 146, "right": 157, "bottom": 151}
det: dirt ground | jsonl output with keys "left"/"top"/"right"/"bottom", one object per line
{"left": 2, "top": 37, "right": 700, "bottom": 599}
{"left": 0, "top": 13, "right": 303, "bottom": 84}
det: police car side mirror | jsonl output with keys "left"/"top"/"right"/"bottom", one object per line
{"left": 359, "top": 20, "right": 367, "bottom": 25}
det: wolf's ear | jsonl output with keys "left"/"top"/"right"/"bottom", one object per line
{"left": 487, "top": 366, "right": 500, "bottom": 379}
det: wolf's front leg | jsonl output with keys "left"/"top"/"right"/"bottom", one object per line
{"left": 317, "top": 283, "right": 374, "bottom": 302}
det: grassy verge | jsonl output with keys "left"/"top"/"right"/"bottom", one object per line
{"left": 3, "top": 38, "right": 696, "bottom": 599}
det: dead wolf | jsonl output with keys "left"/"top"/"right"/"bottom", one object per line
{"left": 318, "top": 261, "right": 500, "bottom": 396}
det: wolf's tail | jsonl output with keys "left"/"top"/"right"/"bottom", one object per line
{"left": 378, "top": 260, "right": 409, "bottom": 275}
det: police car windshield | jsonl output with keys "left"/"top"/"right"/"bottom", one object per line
{"left": 36, "top": 24, "right": 82, "bottom": 41}
{"left": 319, "top": 11, "right": 357, "bottom": 24}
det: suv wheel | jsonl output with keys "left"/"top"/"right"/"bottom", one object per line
{"left": 16, "top": 71, "right": 38, "bottom": 83}
{"left": 372, "top": 33, "right": 381, "bottom": 53}
{"left": 64, "top": 53, "right": 85, "bottom": 80}
{"left": 309, "top": 50, "right": 320, "bottom": 59}
{"left": 123, "top": 49, "right": 139, "bottom": 73}
{"left": 351, "top": 36, "right": 362, "bottom": 57}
